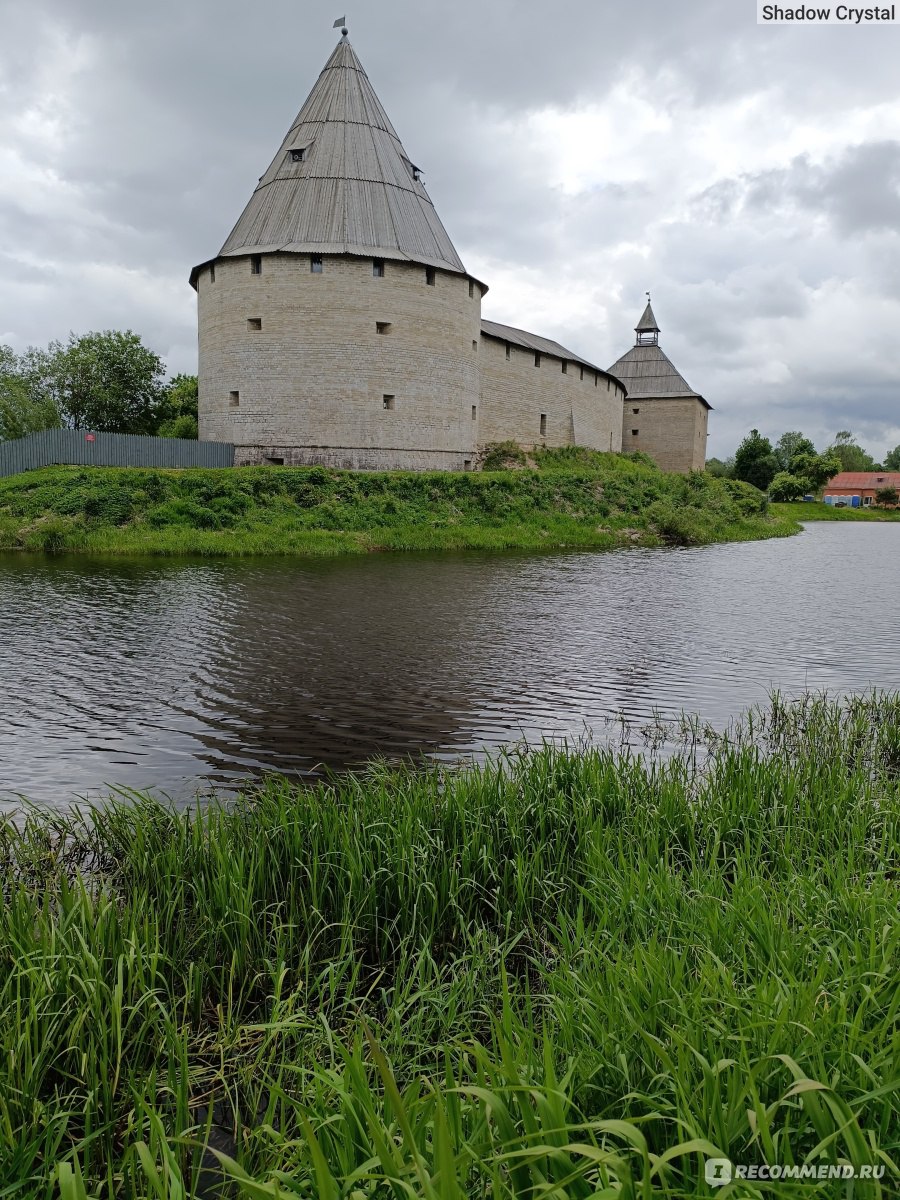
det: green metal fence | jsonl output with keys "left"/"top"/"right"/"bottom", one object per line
{"left": 0, "top": 430, "right": 235, "bottom": 477}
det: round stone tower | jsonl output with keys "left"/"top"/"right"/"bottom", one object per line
{"left": 190, "top": 33, "right": 485, "bottom": 470}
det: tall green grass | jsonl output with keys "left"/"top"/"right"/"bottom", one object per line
{"left": 0, "top": 458, "right": 795, "bottom": 557}
{"left": 1, "top": 693, "right": 897, "bottom": 1196}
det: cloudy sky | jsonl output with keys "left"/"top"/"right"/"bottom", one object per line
{"left": 1, "top": 0, "right": 899, "bottom": 458}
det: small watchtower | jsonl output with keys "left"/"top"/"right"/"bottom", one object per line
{"left": 608, "top": 298, "right": 711, "bottom": 472}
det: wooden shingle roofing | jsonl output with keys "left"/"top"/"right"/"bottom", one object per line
{"left": 481, "top": 319, "right": 624, "bottom": 388}
{"left": 191, "top": 37, "right": 467, "bottom": 286}
{"left": 607, "top": 343, "right": 710, "bottom": 408}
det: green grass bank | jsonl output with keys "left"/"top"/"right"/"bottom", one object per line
{"left": 0, "top": 450, "right": 796, "bottom": 556}
{"left": 2, "top": 693, "right": 898, "bottom": 1197}
{"left": 772, "top": 500, "right": 900, "bottom": 523}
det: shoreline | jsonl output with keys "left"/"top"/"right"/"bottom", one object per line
{"left": 0, "top": 459, "right": 799, "bottom": 557}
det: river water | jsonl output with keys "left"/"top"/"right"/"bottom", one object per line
{"left": 2, "top": 523, "right": 899, "bottom": 809}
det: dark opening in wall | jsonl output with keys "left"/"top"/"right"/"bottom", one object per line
{"left": 468, "top": 280, "right": 474, "bottom": 298}
{"left": 631, "top": 429, "right": 639, "bottom": 436}
{"left": 463, "top": 459, "right": 472, "bottom": 470}
{"left": 561, "top": 361, "right": 567, "bottom": 374}
{"left": 210, "top": 263, "right": 216, "bottom": 283}
{"left": 290, "top": 148, "right": 305, "bottom": 162}
{"left": 250, "top": 255, "right": 262, "bottom": 275}
{"left": 229, "top": 391, "right": 240, "bottom": 407}
{"left": 311, "top": 255, "right": 323, "bottom": 273}
{"left": 383, "top": 394, "right": 395, "bottom": 410}
{"left": 534, "top": 352, "right": 541, "bottom": 368}
{"left": 266, "top": 456, "right": 285, "bottom": 465}
{"left": 632, "top": 407, "right": 640, "bottom": 414}
{"left": 425, "top": 267, "right": 436, "bottom": 286}
{"left": 579, "top": 367, "right": 584, "bottom": 381}
{"left": 247, "top": 317, "right": 262, "bottom": 331}
{"left": 471, "top": 405, "right": 477, "bottom": 420}
{"left": 472, "top": 340, "right": 477, "bottom": 352}
{"left": 540, "top": 413, "right": 547, "bottom": 436}
{"left": 376, "top": 322, "right": 391, "bottom": 335}
{"left": 373, "top": 259, "right": 385, "bottom": 277}
{"left": 505, "top": 343, "right": 511, "bottom": 360}
{"left": 594, "top": 374, "right": 598, "bottom": 387}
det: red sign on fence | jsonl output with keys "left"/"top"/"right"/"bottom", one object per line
{"left": 85, "top": 434, "right": 96, "bottom": 442}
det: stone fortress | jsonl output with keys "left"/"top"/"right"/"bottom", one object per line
{"left": 191, "top": 30, "right": 709, "bottom": 473}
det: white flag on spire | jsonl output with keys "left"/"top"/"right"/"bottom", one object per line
{"left": 333, "top": 16, "right": 346, "bottom": 27}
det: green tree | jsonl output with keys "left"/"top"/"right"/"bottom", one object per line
{"left": 829, "top": 430, "right": 877, "bottom": 473}
{"left": 768, "top": 471, "right": 810, "bottom": 501}
{"left": 883, "top": 445, "right": 900, "bottom": 470}
{"left": 789, "top": 449, "right": 841, "bottom": 491}
{"left": 157, "top": 373, "right": 198, "bottom": 439}
{"left": 774, "top": 431, "right": 816, "bottom": 471}
{"left": 733, "top": 429, "right": 779, "bottom": 492}
{"left": 49, "top": 331, "right": 166, "bottom": 434}
{"left": 875, "top": 486, "right": 898, "bottom": 507}
{"left": 0, "top": 345, "right": 61, "bottom": 441}
{"left": 705, "top": 456, "right": 734, "bottom": 478}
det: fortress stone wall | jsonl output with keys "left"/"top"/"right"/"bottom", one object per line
{"left": 622, "top": 397, "right": 709, "bottom": 472}
{"left": 478, "top": 333, "right": 623, "bottom": 454}
{"left": 192, "top": 35, "right": 706, "bottom": 475}
{"left": 199, "top": 254, "right": 483, "bottom": 471}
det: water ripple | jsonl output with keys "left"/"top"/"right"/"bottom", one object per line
{"left": 2, "top": 523, "right": 900, "bottom": 808}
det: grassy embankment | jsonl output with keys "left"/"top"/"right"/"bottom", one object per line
{"left": 772, "top": 500, "right": 900, "bottom": 523}
{"left": 0, "top": 449, "right": 797, "bottom": 556}
{"left": 2, "top": 693, "right": 898, "bottom": 1197}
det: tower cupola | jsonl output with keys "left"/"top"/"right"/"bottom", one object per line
{"left": 635, "top": 296, "right": 660, "bottom": 346}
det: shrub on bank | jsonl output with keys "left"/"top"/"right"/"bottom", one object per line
{"left": 0, "top": 454, "right": 797, "bottom": 556}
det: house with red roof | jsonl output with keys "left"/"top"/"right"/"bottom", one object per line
{"left": 822, "top": 472, "right": 900, "bottom": 508}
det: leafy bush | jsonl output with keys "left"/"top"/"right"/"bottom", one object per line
{"left": 769, "top": 471, "right": 811, "bottom": 502}
{"left": 480, "top": 441, "right": 528, "bottom": 470}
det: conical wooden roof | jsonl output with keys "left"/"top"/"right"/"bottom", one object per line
{"left": 203, "top": 37, "right": 466, "bottom": 277}
{"left": 634, "top": 300, "right": 659, "bottom": 333}
{"left": 610, "top": 304, "right": 711, "bottom": 408}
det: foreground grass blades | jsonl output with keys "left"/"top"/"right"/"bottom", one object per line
{"left": 0, "top": 454, "right": 795, "bottom": 556}
{"left": 1, "top": 692, "right": 898, "bottom": 1196}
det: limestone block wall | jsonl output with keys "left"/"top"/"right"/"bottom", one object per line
{"left": 198, "top": 253, "right": 483, "bottom": 468}
{"left": 622, "top": 397, "right": 708, "bottom": 472}
{"left": 477, "top": 334, "right": 624, "bottom": 454}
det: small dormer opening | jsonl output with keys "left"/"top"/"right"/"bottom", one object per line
{"left": 290, "top": 147, "right": 306, "bottom": 163}
{"left": 411, "top": 164, "right": 422, "bottom": 182}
